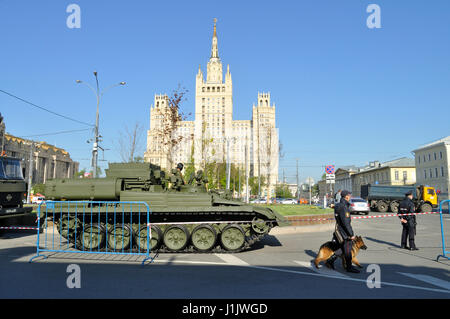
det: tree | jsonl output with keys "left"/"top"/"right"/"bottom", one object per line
{"left": 249, "top": 176, "right": 266, "bottom": 196}
{"left": 117, "top": 121, "right": 145, "bottom": 163}
{"left": 153, "top": 85, "right": 192, "bottom": 170}
{"left": 275, "top": 183, "right": 294, "bottom": 198}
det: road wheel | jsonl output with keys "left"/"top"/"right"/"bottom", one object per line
{"left": 107, "top": 224, "right": 132, "bottom": 251}
{"left": 163, "top": 225, "right": 190, "bottom": 252}
{"left": 191, "top": 224, "right": 217, "bottom": 252}
{"left": 80, "top": 223, "right": 106, "bottom": 251}
{"left": 136, "top": 225, "right": 162, "bottom": 251}
{"left": 57, "top": 215, "right": 80, "bottom": 243}
{"left": 251, "top": 217, "right": 270, "bottom": 235}
{"left": 420, "top": 203, "right": 432, "bottom": 213}
{"left": 220, "top": 224, "right": 246, "bottom": 252}
{"left": 390, "top": 201, "right": 399, "bottom": 213}
{"left": 377, "top": 201, "right": 388, "bottom": 213}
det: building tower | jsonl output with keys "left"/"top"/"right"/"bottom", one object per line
{"left": 194, "top": 19, "right": 233, "bottom": 168}
{"left": 252, "top": 92, "right": 278, "bottom": 190}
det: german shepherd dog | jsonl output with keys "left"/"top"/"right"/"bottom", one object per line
{"left": 314, "top": 236, "right": 367, "bottom": 270}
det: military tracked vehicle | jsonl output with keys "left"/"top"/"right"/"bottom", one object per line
{"left": 43, "top": 162, "right": 288, "bottom": 253}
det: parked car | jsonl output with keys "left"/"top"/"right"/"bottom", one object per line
{"left": 31, "top": 195, "right": 45, "bottom": 204}
{"left": 280, "top": 198, "right": 297, "bottom": 205}
{"left": 349, "top": 197, "right": 370, "bottom": 215}
{"left": 250, "top": 198, "right": 269, "bottom": 204}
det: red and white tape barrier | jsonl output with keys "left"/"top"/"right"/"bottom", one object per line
{"left": 0, "top": 226, "right": 39, "bottom": 230}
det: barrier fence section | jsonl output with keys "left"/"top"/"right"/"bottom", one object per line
{"left": 29, "top": 201, "right": 154, "bottom": 265}
{"left": 437, "top": 200, "right": 450, "bottom": 261}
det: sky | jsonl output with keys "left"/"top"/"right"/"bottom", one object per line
{"left": 1, "top": 0, "right": 449, "bottom": 185}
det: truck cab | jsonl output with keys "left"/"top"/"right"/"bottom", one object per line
{"left": 417, "top": 185, "right": 438, "bottom": 212}
{"left": 0, "top": 156, "right": 33, "bottom": 219}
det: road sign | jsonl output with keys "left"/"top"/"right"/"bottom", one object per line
{"left": 325, "top": 165, "right": 335, "bottom": 175}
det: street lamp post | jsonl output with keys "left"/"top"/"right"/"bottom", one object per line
{"left": 76, "top": 72, "right": 125, "bottom": 178}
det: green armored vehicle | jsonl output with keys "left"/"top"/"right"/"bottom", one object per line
{"left": 43, "top": 162, "right": 287, "bottom": 253}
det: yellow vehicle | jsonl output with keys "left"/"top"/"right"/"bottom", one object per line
{"left": 417, "top": 185, "right": 438, "bottom": 212}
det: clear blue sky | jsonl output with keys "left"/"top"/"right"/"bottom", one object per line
{"left": 1, "top": 0, "right": 449, "bottom": 184}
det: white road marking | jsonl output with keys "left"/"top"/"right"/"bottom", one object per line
{"left": 398, "top": 272, "right": 450, "bottom": 291}
{"left": 149, "top": 256, "right": 450, "bottom": 294}
{"left": 152, "top": 259, "right": 227, "bottom": 266}
{"left": 294, "top": 260, "right": 349, "bottom": 278}
{"left": 214, "top": 254, "right": 249, "bottom": 266}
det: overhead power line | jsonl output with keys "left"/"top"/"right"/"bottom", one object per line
{"left": 0, "top": 89, "right": 94, "bottom": 127}
{"left": 20, "top": 128, "right": 92, "bottom": 138}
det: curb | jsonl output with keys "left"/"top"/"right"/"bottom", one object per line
{"left": 284, "top": 214, "right": 334, "bottom": 226}
{"left": 271, "top": 223, "right": 334, "bottom": 235}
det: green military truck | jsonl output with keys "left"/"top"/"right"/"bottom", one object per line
{"left": 0, "top": 156, "right": 35, "bottom": 229}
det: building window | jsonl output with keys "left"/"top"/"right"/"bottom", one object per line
{"left": 440, "top": 151, "right": 443, "bottom": 159}
{"left": 430, "top": 169, "right": 433, "bottom": 178}
{"left": 418, "top": 157, "right": 420, "bottom": 164}
{"left": 424, "top": 170, "right": 427, "bottom": 179}
{"left": 403, "top": 171, "right": 407, "bottom": 181}
{"left": 395, "top": 171, "right": 399, "bottom": 180}
{"left": 435, "top": 167, "right": 438, "bottom": 178}
{"left": 423, "top": 155, "right": 426, "bottom": 163}
{"left": 428, "top": 154, "right": 431, "bottom": 161}
{"left": 434, "top": 153, "right": 437, "bottom": 160}
{"left": 442, "top": 166, "right": 445, "bottom": 177}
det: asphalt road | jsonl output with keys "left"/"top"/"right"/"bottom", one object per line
{"left": 0, "top": 212, "right": 449, "bottom": 299}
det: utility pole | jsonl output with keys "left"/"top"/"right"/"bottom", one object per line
{"left": 296, "top": 158, "right": 299, "bottom": 202}
{"left": 245, "top": 142, "right": 249, "bottom": 203}
{"left": 238, "top": 167, "right": 240, "bottom": 200}
{"left": 77, "top": 72, "right": 125, "bottom": 178}
{"left": 26, "top": 142, "right": 34, "bottom": 204}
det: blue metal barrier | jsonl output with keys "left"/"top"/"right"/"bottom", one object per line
{"left": 437, "top": 200, "right": 450, "bottom": 261}
{"left": 29, "top": 201, "right": 154, "bottom": 265}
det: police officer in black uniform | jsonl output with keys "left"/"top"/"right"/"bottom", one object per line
{"left": 328, "top": 190, "right": 360, "bottom": 273}
{"left": 336, "top": 190, "right": 360, "bottom": 273}
{"left": 398, "top": 190, "right": 418, "bottom": 250}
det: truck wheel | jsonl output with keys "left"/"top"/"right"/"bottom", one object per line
{"left": 390, "top": 201, "right": 399, "bottom": 213}
{"left": 377, "top": 201, "right": 388, "bottom": 213}
{"left": 420, "top": 203, "right": 432, "bottom": 213}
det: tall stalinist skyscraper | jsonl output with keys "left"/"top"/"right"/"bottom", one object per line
{"left": 145, "top": 19, "right": 278, "bottom": 195}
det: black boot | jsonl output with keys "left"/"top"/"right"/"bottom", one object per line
{"left": 325, "top": 254, "right": 338, "bottom": 270}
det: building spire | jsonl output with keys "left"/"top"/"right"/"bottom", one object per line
{"left": 211, "top": 18, "right": 219, "bottom": 59}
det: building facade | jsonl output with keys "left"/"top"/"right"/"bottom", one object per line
{"left": 334, "top": 166, "right": 358, "bottom": 194}
{"left": 350, "top": 158, "right": 416, "bottom": 197}
{"left": 413, "top": 136, "right": 450, "bottom": 202}
{"left": 4, "top": 134, "right": 79, "bottom": 184}
{"left": 1, "top": 113, "right": 78, "bottom": 184}
{"left": 145, "top": 20, "right": 279, "bottom": 189}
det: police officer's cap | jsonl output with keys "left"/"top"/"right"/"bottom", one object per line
{"left": 177, "top": 163, "right": 184, "bottom": 170}
{"left": 341, "top": 190, "right": 352, "bottom": 197}
{"left": 405, "top": 190, "right": 413, "bottom": 196}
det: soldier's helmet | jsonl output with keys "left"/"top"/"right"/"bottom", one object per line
{"left": 177, "top": 163, "right": 184, "bottom": 171}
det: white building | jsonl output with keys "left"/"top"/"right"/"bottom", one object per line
{"left": 413, "top": 136, "right": 450, "bottom": 202}
{"left": 144, "top": 20, "right": 279, "bottom": 190}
